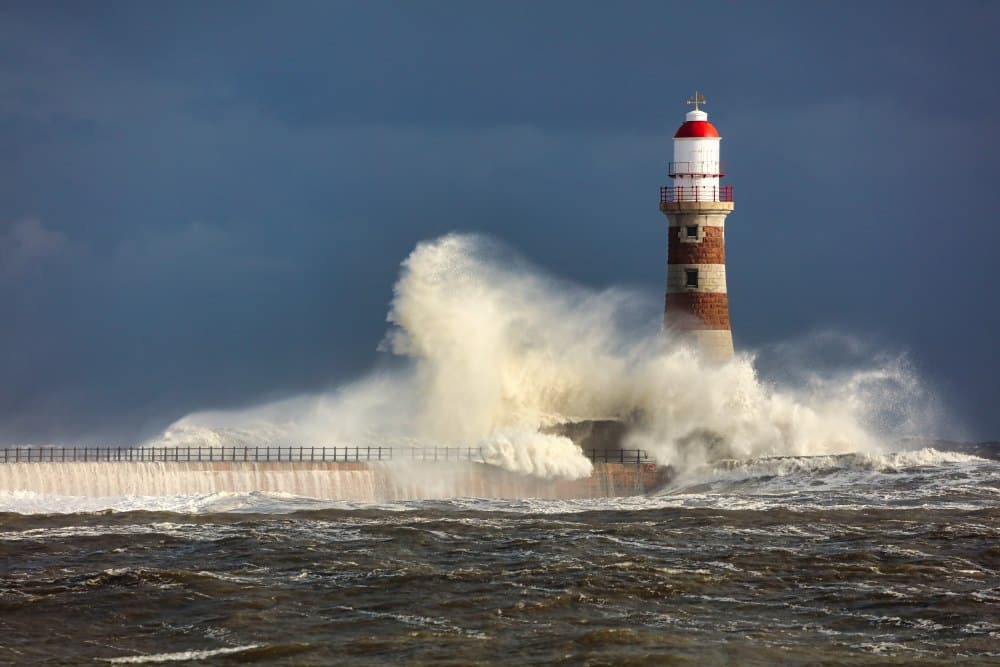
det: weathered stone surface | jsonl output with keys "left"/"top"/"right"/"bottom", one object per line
{"left": 666, "top": 264, "right": 727, "bottom": 293}
{"left": 687, "top": 330, "right": 735, "bottom": 361}
{"left": 660, "top": 201, "right": 734, "bottom": 214}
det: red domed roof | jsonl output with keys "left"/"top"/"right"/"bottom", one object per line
{"left": 674, "top": 120, "right": 720, "bottom": 138}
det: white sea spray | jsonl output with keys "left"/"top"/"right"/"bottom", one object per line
{"left": 148, "top": 233, "right": 938, "bottom": 479}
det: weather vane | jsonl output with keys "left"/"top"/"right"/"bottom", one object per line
{"left": 686, "top": 91, "right": 706, "bottom": 111}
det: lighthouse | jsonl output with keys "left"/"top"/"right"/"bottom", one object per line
{"left": 659, "top": 92, "right": 735, "bottom": 360}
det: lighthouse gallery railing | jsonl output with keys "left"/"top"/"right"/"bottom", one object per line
{"left": 660, "top": 185, "right": 733, "bottom": 203}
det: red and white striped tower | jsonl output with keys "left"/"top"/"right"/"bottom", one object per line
{"left": 659, "top": 92, "right": 735, "bottom": 360}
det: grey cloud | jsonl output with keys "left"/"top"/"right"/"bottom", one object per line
{"left": 111, "top": 222, "right": 296, "bottom": 276}
{"left": 0, "top": 218, "right": 73, "bottom": 279}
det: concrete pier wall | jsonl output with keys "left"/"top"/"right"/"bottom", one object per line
{"left": 0, "top": 461, "right": 665, "bottom": 501}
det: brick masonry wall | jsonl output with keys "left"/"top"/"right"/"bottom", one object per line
{"left": 662, "top": 204, "right": 734, "bottom": 341}
{"left": 665, "top": 292, "right": 731, "bottom": 329}
{"left": 668, "top": 225, "right": 726, "bottom": 264}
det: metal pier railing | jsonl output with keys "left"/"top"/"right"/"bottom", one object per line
{"left": 0, "top": 446, "right": 653, "bottom": 465}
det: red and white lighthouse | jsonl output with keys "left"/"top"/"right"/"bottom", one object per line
{"left": 659, "top": 92, "right": 735, "bottom": 360}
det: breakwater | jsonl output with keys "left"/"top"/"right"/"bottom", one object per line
{"left": 0, "top": 447, "right": 665, "bottom": 500}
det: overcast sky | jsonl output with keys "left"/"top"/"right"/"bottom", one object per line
{"left": 1, "top": 0, "right": 998, "bottom": 443}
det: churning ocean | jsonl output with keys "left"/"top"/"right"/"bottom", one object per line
{"left": 1, "top": 444, "right": 998, "bottom": 666}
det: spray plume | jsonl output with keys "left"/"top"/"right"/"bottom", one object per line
{"left": 153, "top": 234, "right": 934, "bottom": 479}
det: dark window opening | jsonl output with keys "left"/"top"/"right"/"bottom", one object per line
{"left": 685, "top": 269, "right": 699, "bottom": 288}
{"left": 686, "top": 225, "right": 698, "bottom": 239}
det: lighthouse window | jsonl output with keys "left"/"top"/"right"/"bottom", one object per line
{"left": 685, "top": 269, "right": 699, "bottom": 288}
{"left": 686, "top": 225, "right": 698, "bottom": 239}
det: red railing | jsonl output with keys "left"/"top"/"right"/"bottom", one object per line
{"left": 660, "top": 185, "right": 733, "bottom": 203}
{"left": 668, "top": 161, "right": 725, "bottom": 177}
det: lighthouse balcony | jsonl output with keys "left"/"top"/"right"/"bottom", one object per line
{"left": 668, "top": 161, "right": 725, "bottom": 178}
{"left": 660, "top": 185, "right": 734, "bottom": 204}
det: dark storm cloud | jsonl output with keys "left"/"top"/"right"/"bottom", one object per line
{"left": 1, "top": 0, "right": 998, "bottom": 443}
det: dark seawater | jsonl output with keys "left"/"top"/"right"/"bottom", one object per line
{"left": 1, "top": 447, "right": 998, "bottom": 666}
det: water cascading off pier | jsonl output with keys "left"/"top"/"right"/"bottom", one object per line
{"left": 0, "top": 447, "right": 667, "bottom": 501}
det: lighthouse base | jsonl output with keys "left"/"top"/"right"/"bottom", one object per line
{"left": 684, "top": 329, "right": 734, "bottom": 362}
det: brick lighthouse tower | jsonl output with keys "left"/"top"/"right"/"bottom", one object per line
{"left": 659, "top": 92, "right": 735, "bottom": 360}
